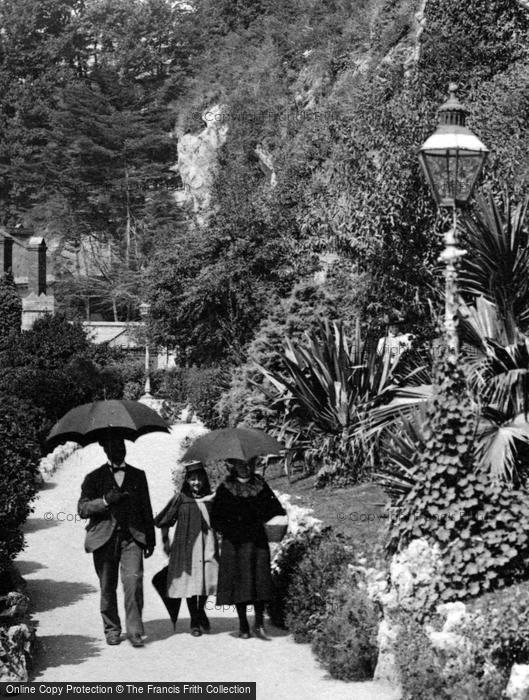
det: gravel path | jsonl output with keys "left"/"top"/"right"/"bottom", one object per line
{"left": 20, "top": 425, "right": 399, "bottom": 700}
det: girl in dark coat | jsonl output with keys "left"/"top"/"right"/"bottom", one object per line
{"left": 152, "top": 461, "right": 218, "bottom": 636}
{"left": 211, "top": 457, "right": 285, "bottom": 639}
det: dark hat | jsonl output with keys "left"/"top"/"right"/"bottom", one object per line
{"left": 183, "top": 460, "right": 204, "bottom": 475}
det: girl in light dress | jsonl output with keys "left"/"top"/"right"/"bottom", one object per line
{"left": 153, "top": 461, "right": 218, "bottom": 636}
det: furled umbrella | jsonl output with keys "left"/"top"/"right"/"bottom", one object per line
{"left": 181, "top": 427, "right": 284, "bottom": 463}
{"left": 46, "top": 399, "right": 169, "bottom": 450}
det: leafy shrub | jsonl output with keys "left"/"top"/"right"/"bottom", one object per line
{"left": 386, "top": 356, "right": 529, "bottom": 600}
{"left": 311, "top": 571, "right": 378, "bottom": 680}
{"left": 396, "top": 612, "right": 507, "bottom": 700}
{"left": 268, "top": 529, "right": 315, "bottom": 629}
{"left": 396, "top": 616, "right": 457, "bottom": 700}
{"left": 108, "top": 358, "right": 164, "bottom": 401}
{"left": 0, "top": 396, "right": 42, "bottom": 579}
{"left": 0, "top": 314, "right": 130, "bottom": 440}
{"left": 163, "top": 364, "right": 230, "bottom": 429}
{"left": 184, "top": 365, "right": 230, "bottom": 429}
{"left": 464, "top": 581, "right": 529, "bottom": 671}
{"left": 283, "top": 528, "right": 356, "bottom": 642}
{"left": 216, "top": 273, "right": 363, "bottom": 430}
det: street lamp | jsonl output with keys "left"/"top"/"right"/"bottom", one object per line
{"left": 139, "top": 301, "right": 152, "bottom": 398}
{"left": 418, "top": 83, "right": 488, "bottom": 355}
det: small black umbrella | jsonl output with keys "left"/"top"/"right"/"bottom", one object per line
{"left": 181, "top": 427, "right": 284, "bottom": 463}
{"left": 46, "top": 399, "right": 169, "bottom": 450}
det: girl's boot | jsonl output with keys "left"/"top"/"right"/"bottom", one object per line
{"left": 236, "top": 603, "right": 250, "bottom": 639}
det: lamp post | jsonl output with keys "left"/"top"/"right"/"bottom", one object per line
{"left": 139, "top": 301, "right": 152, "bottom": 398}
{"left": 418, "top": 83, "right": 488, "bottom": 356}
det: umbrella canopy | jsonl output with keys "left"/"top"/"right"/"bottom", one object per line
{"left": 181, "top": 427, "right": 284, "bottom": 463}
{"left": 46, "top": 399, "right": 169, "bottom": 449}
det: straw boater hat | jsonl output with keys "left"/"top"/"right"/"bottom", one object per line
{"left": 182, "top": 460, "right": 204, "bottom": 475}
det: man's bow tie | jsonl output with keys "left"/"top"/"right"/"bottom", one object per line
{"left": 112, "top": 466, "right": 125, "bottom": 473}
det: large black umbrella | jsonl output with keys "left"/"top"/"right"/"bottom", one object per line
{"left": 46, "top": 399, "right": 169, "bottom": 450}
{"left": 181, "top": 427, "right": 284, "bottom": 463}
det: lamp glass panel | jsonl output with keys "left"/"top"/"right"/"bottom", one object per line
{"left": 420, "top": 151, "right": 456, "bottom": 205}
{"left": 420, "top": 150, "right": 486, "bottom": 206}
{"left": 455, "top": 152, "right": 486, "bottom": 203}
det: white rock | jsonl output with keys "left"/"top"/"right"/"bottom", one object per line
{"left": 506, "top": 664, "right": 529, "bottom": 700}
{"left": 374, "top": 618, "right": 401, "bottom": 689}
{"left": 428, "top": 630, "right": 468, "bottom": 654}
{"left": 437, "top": 601, "right": 467, "bottom": 633}
{"left": 254, "top": 143, "right": 277, "bottom": 188}
{"left": 173, "top": 105, "right": 228, "bottom": 224}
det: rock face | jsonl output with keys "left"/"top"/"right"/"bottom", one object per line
{"left": 172, "top": 105, "right": 228, "bottom": 224}
{"left": 365, "top": 538, "right": 443, "bottom": 692}
{"left": 0, "top": 585, "right": 34, "bottom": 682}
{"left": 0, "top": 624, "right": 33, "bottom": 682}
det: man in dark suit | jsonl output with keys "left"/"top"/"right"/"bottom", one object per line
{"left": 78, "top": 437, "right": 155, "bottom": 647}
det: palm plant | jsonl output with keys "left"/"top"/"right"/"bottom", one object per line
{"left": 353, "top": 186, "right": 529, "bottom": 490}
{"left": 459, "top": 297, "right": 529, "bottom": 481}
{"left": 459, "top": 189, "right": 529, "bottom": 342}
{"left": 254, "top": 319, "right": 428, "bottom": 481}
{"left": 374, "top": 403, "right": 429, "bottom": 501}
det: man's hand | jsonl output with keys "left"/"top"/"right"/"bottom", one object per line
{"left": 163, "top": 540, "right": 171, "bottom": 556}
{"left": 104, "top": 489, "right": 129, "bottom": 505}
{"left": 144, "top": 546, "right": 154, "bottom": 559}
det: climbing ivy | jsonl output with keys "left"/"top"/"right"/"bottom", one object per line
{"left": 387, "top": 355, "right": 529, "bottom": 600}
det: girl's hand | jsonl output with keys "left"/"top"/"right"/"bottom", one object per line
{"left": 163, "top": 540, "right": 171, "bottom": 556}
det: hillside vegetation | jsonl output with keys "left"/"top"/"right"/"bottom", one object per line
{"left": 2, "top": 0, "right": 529, "bottom": 416}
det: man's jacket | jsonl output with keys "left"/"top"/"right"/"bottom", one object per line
{"left": 78, "top": 464, "right": 155, "bottom": 553}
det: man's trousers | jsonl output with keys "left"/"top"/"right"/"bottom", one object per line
{"left": 93, "top": 530, "right": 144, "bottom": 639}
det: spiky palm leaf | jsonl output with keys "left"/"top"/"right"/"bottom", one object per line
{"left": 459, "top": 189, "right": 529, "bottom": 341}
{"left": 374, "top": 402, "right": 429, "bottom": 500}
{"left": 459, "top": 296, "right": 529, "bottom": 479}
{"left": 255, "top": 319, "right": 407, "bottom": 437}
{"left": 475, "top": 412, "right": 529, "bottom": 481}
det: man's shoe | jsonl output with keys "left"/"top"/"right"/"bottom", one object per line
{"left": 106, "top": 634, "right": 121, "bottom": 646}
{"left": 238, "top": 629, "right": 250, "bottom": 639}
{"left": 129, "top": 634, "right": 144, "bottom": 647}
{"left": 190, "top": 627, "right": 202, "bottom": 637}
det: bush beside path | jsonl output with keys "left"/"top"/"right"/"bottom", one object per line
{"left": 20, "top": 426, "right": 399, "bottom": 700}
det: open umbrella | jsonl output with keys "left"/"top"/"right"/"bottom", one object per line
{"left": 181, "top": 427, "right": 284, "bottom": 463}
{"left": 46, "top": 399, "right": 169, "bottom": 450}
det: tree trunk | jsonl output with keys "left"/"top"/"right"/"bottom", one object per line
{"left": 124, "top": 164, "right": 131, "bottom": 266}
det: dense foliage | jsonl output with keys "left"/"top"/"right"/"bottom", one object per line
{"left": 311, "top": 572, "right": 378, "bottom": 681}
{"left": 385, "top": 356, "right": 529, "bottom": 600}
{"left": 395, "top": 582, "right": 529, "bottom": 699}
{"left": 395, "top": 613, "right": 506, "bottom": 700}
{"left": 282, "top": 528, "right": 355, "bottom": 642}
{"left": 0, "top": 272, "right": 22, "bottom": 346}
{"left": 0, "top": 396, "right": 42, "bottom": 580}
{"left": 0, "top": 313, "right": 124, "bottom": 440}
{"left": 2, "top": 0, "right": 528, "bottom": 358}
{"left": 216, "top": 274, "right": 363, "bottom": 428}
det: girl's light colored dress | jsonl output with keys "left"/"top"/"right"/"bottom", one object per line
{"left": 154, "top": 492, "right": 218, "bottom": 598}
